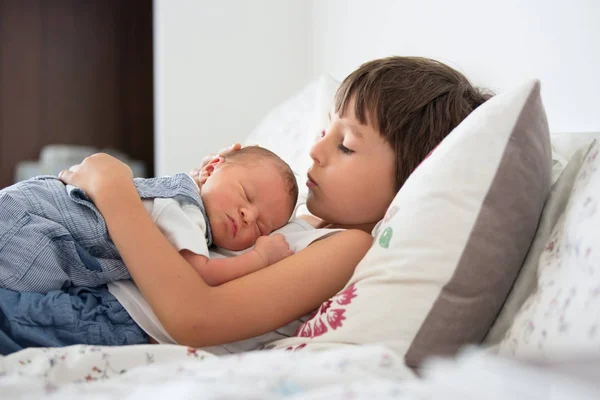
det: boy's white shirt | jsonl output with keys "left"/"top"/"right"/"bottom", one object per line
{"left": 108, "top": 215, "right": 343, "bottom": 354}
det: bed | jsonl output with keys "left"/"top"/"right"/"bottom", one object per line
{"left": 1, "top": 77, "right": 600, "bottom": 399}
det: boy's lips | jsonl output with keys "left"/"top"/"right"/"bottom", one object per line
{"left": 307, "top": 173, "right": 318, "bottom": 188}
{"left": 227, "top": 215, "right": 238, "bottom": 237}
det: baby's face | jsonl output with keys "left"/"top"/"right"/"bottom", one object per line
{"left": 200, "top": 161, "right": 292, "bottom": 251}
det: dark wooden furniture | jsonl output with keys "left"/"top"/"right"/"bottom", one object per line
{"left": 0, "top": 0, "right": 154, "bottom": 188}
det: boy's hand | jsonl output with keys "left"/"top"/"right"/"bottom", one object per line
{"left": 253, "top": 234, "right": 294, "bottom": 267}
{"left": 58, "top": 153, "right": 133, "bottom": 202}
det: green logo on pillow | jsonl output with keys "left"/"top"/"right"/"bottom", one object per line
{"left": 379, "top": 227, "right": 393, "bottom": 248}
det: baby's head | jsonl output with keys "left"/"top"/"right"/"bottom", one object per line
{"left": 198, "top": 146, "right": 298, "bottom": 251}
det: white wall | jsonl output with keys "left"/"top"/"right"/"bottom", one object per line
{"left": 155, "top": 0, "right": 600, "bottom": 175}
{"left": 154, "top": 0, "right": 310, "bottom": 175}
{"left": 309, "top": 0, "right": 600, "bottom": 134}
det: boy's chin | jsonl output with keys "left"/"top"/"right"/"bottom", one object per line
{"left": 305, "top": 196, "right": 321, "bottom": 216}
{"left": 306, "top": 197, "right": 335, "bottom": 223}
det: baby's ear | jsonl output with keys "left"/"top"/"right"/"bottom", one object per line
{"left": 199, "top": 156, "right": 225, "bottom": 184}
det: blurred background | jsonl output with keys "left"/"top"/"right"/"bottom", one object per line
{"left": 0, "top": 0, "right": 153, "bottom": 187}
{"left": 0, "top": 0, "right": 598, "bottom": 188}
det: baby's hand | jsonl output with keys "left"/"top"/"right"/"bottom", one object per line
{"left": 253, "top": 234, "right": 294, "bottom": 267}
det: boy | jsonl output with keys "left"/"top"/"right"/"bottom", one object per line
{"left": 0, "top": 146, "right": 298, "bottom": 292}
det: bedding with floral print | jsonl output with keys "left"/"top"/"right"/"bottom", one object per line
{"left": 500, "top": 141, "right": 600, "bottom": 358}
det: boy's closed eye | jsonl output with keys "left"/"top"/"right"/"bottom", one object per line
{"left": 338, "top": 143, "right": 355, "bottom": 155}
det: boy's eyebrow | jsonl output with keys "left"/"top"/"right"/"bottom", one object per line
{"left": 330, "top": 110, "right": 365, "bottom": 139}
{"left": 349, "top": 128, "right": 363, "bottom": 139}
{"left": 344, "top": 119, "right": 365, "bottom": 139}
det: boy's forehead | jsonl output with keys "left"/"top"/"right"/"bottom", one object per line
{"left": 335, "top": 96, "right": 378, "bottom": 130}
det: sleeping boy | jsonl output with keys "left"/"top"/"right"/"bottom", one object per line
{"left": 0, "top": 146, "right": 297, "bottom": 293}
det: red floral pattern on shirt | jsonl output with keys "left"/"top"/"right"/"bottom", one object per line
{"left": 295, "top": 283, "right": 357, "bottom": 338}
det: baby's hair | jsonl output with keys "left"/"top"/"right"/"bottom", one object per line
{"left": 225, "top": 146, "right": 299, "bottom": 216}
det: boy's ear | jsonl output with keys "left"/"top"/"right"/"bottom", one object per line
{"left": 198, "top": 156, "right": 225, "bottom": 185}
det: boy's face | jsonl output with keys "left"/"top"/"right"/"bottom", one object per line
{"left": 307, "top": 97, "right": 397, "bottom": 228}
{"left": 200, "top": 160, "right": 292, "bottom": 251}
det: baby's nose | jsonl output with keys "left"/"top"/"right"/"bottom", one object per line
{"left": 240, "top": 206, "right": 258, "bottom": 224}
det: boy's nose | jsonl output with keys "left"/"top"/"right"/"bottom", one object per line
{"left": 309, "top": 132, "right": 327, "bottom": 165}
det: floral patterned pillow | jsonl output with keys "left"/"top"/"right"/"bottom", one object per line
{"left": 499, "top": 140, "right": 600, "bottom": 359}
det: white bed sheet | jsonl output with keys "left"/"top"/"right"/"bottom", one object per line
{"left": 0, "top": 344, "right": 413, "bottom": 399}
{"left": 1, "top": 343, "right": 599, "bottom": 399}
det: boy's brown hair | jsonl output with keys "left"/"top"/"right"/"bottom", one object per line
{"left": 225, "top": 146, "right": 299, "bottom": 216}
{"left": 335, "top": 56, "right": 493, "bottom": 191}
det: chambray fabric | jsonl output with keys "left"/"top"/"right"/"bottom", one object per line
{"left": 0, "top": 285, "right": 148, "bottom": 355}
{"left": 0, "top": 173, "right": 211, "bottom": 293}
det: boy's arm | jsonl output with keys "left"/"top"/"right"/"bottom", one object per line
{"left": 181, "top": 250, "right": 266, "bottom": 286}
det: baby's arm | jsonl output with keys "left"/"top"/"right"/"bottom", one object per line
{"left": 182, "top": 251, "right": 263, "bottom": 286}
{"left": 182, "top": 234, "right": 293, "bottom": 286}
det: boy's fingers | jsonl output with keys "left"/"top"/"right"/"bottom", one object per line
{"left": 217, "top": 143, "right": 242, "bottom": 157}
{"left": 58, "top": 170, "right": 72, "bottom": 182}
{"left": 195, "top": 143, "right": 242, "bottom": 172}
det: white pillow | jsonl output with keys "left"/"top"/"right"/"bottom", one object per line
{"left": 267, "top": 80, "right": 552, "bottom": 368}
{"left": 499, "top": 140, "right": 600, "bottom": 359}
{"left": 244, "top": 75, "right": 339, "bottom": 216}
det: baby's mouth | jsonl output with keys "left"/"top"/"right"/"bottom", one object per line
{"left": 227, "top": 215, "right": 238, "bottom": 238}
